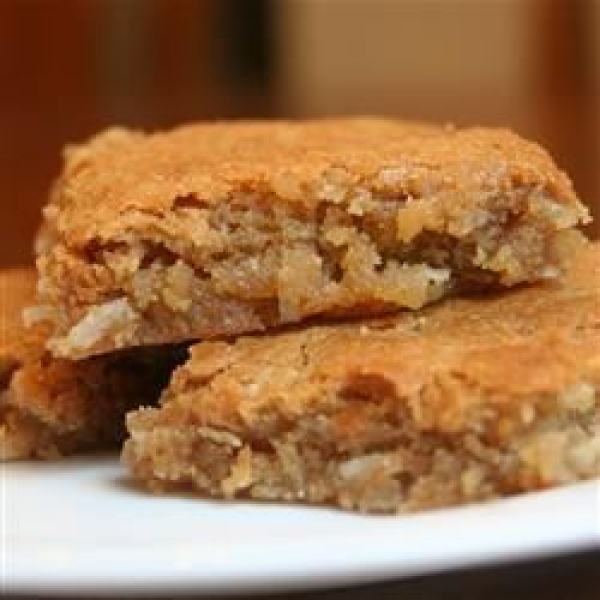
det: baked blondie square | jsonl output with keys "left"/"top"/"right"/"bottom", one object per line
{"left": 124, "top": 244, "right": 600, "bottom": 513}
{"left": 35, "top": 118, "right": 588, "bottom": 358}
{"left": 1, "top": 269, "right": 183, "bottom": 460}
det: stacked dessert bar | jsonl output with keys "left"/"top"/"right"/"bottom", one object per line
{"left": 3, "top": 118, "right": 598, "bottom": 512}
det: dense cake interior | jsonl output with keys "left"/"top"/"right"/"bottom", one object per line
{"left": 38, "top": 180, "right": 586, "bottom": 357}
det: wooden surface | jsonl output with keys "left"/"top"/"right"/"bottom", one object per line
{"left": 6, "top": 549, "right": 600, "bottom": 599}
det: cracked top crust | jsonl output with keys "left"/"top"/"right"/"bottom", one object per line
{"left": 43, "top": 118, "right": 582, "bottom": 247}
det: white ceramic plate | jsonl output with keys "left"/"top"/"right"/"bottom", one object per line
{"left": 2, "top": 456, "right": 599, "bottom": 596}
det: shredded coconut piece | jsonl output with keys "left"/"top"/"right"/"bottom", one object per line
{"left": 53, "top": 298, "right": 137, "bottom": 354}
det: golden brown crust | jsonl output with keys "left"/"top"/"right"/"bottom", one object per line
{"left": 37, "top": 118, "right": 590, "bottom": 358}
{"left": 46, "top": 119, "right": 580, "bottom": 233}
{"left": 124, "top": 244, "right": 600, "bottom": 512}
{"left": 0, "top": 269, "right": 182, "bottom": 460}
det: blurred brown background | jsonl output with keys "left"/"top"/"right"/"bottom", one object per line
{"left": 0, "top": 0, "right": 598, "bottom": 267}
